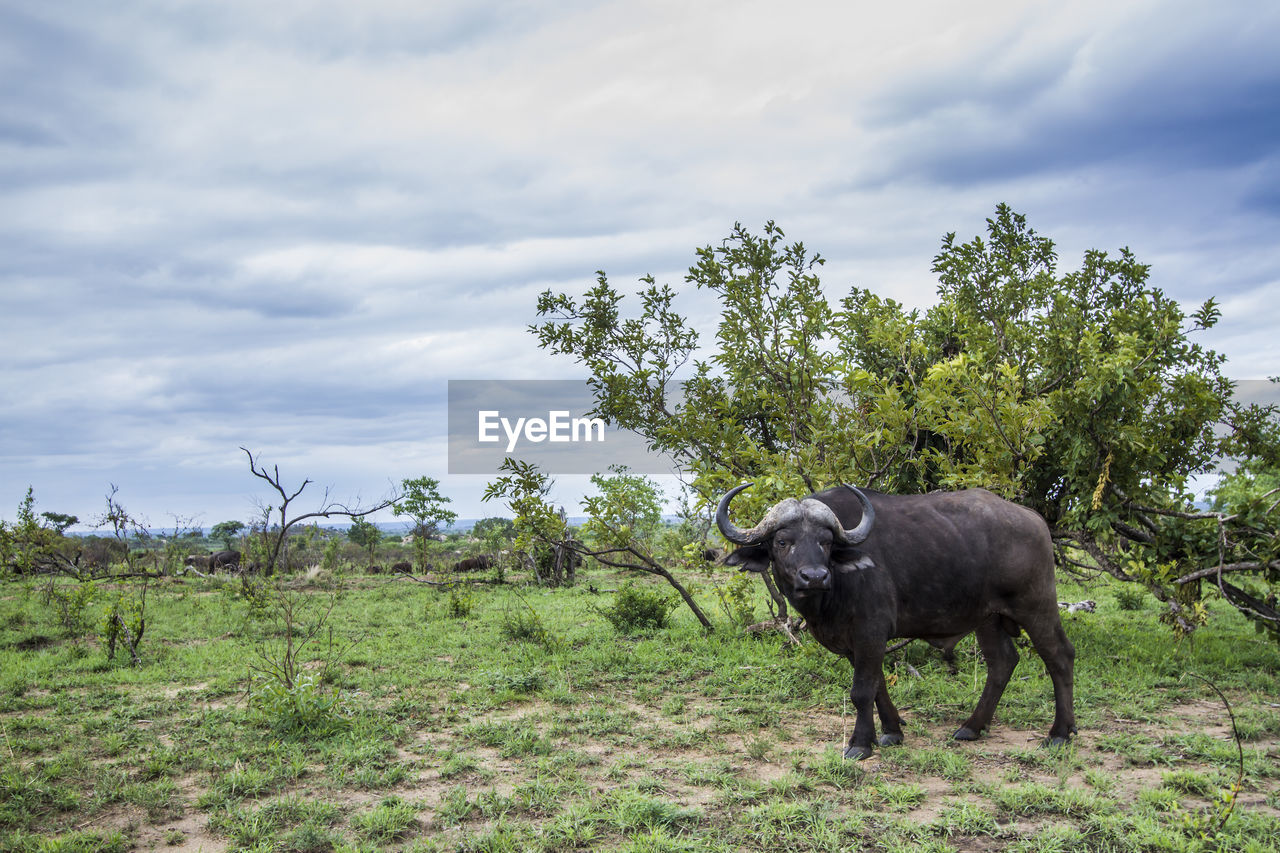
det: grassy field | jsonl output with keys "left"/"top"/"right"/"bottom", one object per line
{"left": 2, "top": 565, "right": 1279, "bottom": 852}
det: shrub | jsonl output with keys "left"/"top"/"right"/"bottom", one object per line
{"left": 715, "top": 571, "right": 758, "bottom": 627}
{"left": 1115, "top": 586, "right": 1147, "bottom": 611}
{"left": 599, "top": 583, "right": 677, "bottom": 634}
{"left": 352, "top": 796, "right": 419, "bottom": 842}
{"left": 41, "top": 580, "right": 98, "bottom": 635}
{"left": 446, "top": 584, "right": 475, "bottom": 618}
{"left": 250, "top": 671, "right": 349, "bottom": 736}
{"left": 99, "top": 587, "right": 146, "bottom": 664}
{"left": 501, "top": 607, "right": 556, "bottom": 648}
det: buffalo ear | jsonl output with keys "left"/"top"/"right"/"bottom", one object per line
{"left": 833, "top": 546, "right": 875, "bottom": 572}
{"left": 724, "top": 544, "right": 770, "bottom": 574}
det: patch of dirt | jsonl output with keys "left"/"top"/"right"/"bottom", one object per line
{"left": 133, "top": 813, "right": 228, "bottom": 853}
{"left": 159, "top": 682, "right": 211, "bottom": 699}
{"left": 78, "top": 803, "right": 226, "bottom": 853}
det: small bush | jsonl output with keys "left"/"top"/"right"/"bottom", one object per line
{"left": 446, "top": 584, "right": 475, "bottom": 618}
{"left": 501, "top": 604, "right": 557, "bottom": 648}
{"left": 250, "top": 672, "right": 349, "bottom": 736}
{"left": 598, "top": 583, "right": 677, "bottom": 634}
{"left": 41, "top": 580, "right": 98, "bottom": 635}
{"left": 99, "top": 589, "right": 146, "bottom": 664}
{"left": 715, "top": 571, "right": 758, "bottom": 627}
{"left": 352, "top": 796, "right": 419, "bottom": 842}
{"left": 320, "top": 539, "right": 342, "bottom": 574}
{"left": 1115, "top": 586, "right": 1147, "bottom": 611}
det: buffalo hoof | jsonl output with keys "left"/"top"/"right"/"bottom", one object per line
{"left": 843, "top": 744, "right": 874, "bottom": 761}
{"left": 1042, "top": 735, "right": 1071, "bottom": 749}
{"left": 878, "top": 732, "right": 904, "bottom": 747}
{"left": 953, "top": 726, "right": 981, "bottom": 741}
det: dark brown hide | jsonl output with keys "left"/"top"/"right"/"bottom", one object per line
{"left": 452, "top": 555, "right": 490, "bottom": 572}
{"left": 210, "top": 549, "right": 240, "bottom": 571}
{"left": 721, "top": 485, "right": 1074, "bottom": 759}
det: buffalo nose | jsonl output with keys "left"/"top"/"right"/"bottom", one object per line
{"left": 797, "top": 566, "right": 831, "bottom": 589}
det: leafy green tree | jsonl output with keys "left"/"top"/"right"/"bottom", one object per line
{"left": 211, "top": 520, "right": 246, "bottom": 550}
{"left": 1203, "top": 459, "right": 1280, "bottom": 640}
{"left": 40, "top": 511, "right": 79, "bottom": 534}
{"left": 482, "top": 458, "right": 570, "bottom": 581}
{"left": 532, "top": 208, "right": 1280, "bottom": 636}
{"left": 2, "top": 487, "right": 81, "bottom": 578}
{"left": 581, "top": 465, "right": 712, "bottom": 628}
{"left": 392, "top": 476, "right": 457, "bottom": 571}
{"left": 484, "top": 459, "right": 713, "bottom": 627}
{"left": 472, "top": 516, "right": 516, "bottom": 580}
{"left": 472, "top": 516, "right": 515, "bottom": 542}
{"left": 1211, "top": 461, "right": 1280, "bottom": 513}
{"left": 346, "top": 517, "right": 382, "bottom": 566}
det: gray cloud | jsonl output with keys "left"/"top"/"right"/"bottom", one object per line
{"left": 856, "top": 4, "right": 1280, "bottom": 186}
{"left": 1, "top": 1, "right": 1276, "bottom": 525}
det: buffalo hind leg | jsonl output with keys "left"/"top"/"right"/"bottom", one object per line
{"left": 955, "top": 617, "right": 1019, "bottom": 741}
{"left": 1020, "top": 612, "right": 1077, "bottom": 746}
{"left": 875, "top": 672, "right": 905, "bottom": 747}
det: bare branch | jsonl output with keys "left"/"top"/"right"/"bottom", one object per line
{"left": 1174, "top": 560, "right": 1280, "bottom": 586}
{"left": 1052, "top": 531, "right": 1138, "bottom": 583}
{"left": 1130, "top": 503, "right": 1231, "bottom": 523}
{"left": 240, "top": 447, "right": 401, "bottom": 574}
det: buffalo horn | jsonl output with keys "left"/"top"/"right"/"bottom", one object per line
{"left": 717, "top": 482, "right": 877, "bottom": 546}
{"left": 715, "top": 483, "right": 759, "bottom": 545}
{"left": 838, "top": 484, "right": 876, "bottom": 544}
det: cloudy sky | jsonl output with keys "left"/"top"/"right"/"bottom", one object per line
{"left": 2, "top": 0, "right": 1277, "bottom": 530}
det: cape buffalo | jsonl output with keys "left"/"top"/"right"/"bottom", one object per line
{"left": 183, "top": 549, "right": 241, "bottom": 573}
{"left": 452, "top": 555, "right": 490, "bottom": 572}
{"left": 183, "top": 554, "right": 212, "bottom": 571}
{"left": 210, "top": 549, "right": 241, "bottom": 571}
{"left": 718, "top": 483, "right": 1075, "bottom": 760}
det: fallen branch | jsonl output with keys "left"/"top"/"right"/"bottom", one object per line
{"left": 744, "top": 616, "right": 804, "bottom": 647}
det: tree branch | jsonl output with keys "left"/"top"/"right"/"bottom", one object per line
{"left": 1173, "top": 561, "right": 1280, "bottom": 586}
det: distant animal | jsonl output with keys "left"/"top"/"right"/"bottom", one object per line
{"left": 701, "top": 546, "right": 725, "bottom": 562}
{"left": 210, "top": 549, "right": 241, "bottom": 571}
{"left": 452, "top": 555, "right": 490, "bottom": 572}
{"left": 1059, "top": 600, "right": 1096, "bottom": 613}
{"left": 183, "top": 549, "right": 241, "bottom": 573}
{"left": 391, "top": 561, "right": 412, "bottom": 574}
{"left": 717, "top": 483, "right": 1075, "bottom": 760}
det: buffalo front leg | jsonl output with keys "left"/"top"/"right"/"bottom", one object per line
{"left": 955, "top": 617, "right": 1018, "bottom": 741}
{"left": 843, "top": 651, "right": 885, "bottom": 760}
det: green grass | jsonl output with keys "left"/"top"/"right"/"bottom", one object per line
{"left": 1, "top": 569, "right": 1279, "bottom": 851}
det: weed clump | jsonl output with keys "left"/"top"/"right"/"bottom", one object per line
{"left": 250, "top": 671, "right": 349, "bottom": 736}
{"left": 445, "top": 584, "right": 475, "bottom": 618}
{"left": 598, "top": 583, "right": 677, "bottom": 634}
{"left": 1115, "top": 586, "right": 1147, "bottom": 611}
